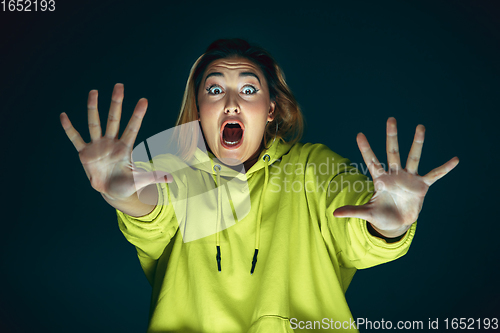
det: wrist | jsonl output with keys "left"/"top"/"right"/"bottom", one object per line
{"left": 101, "top": 191, "right": 141, "bottom": 203}
{"left": 367, "top": 222, "right": 410, "bottom": 242}
{"left": 101, "top": 191, "right": 156, "bottom": 217}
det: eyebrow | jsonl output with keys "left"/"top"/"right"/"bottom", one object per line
{"left": 205, "top": 71, "right": 261, "bottom": 84}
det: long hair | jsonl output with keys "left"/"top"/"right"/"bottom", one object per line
{"left": 173, "top": 38, "right": 304, "bottom": 161}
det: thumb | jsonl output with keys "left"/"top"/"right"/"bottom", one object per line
{"left": 134, "top": 171, "right": 172, "bottom": 206}
{"left": 133, "top": 170, "right": 172, "bottom": 191}
{"left": 333, "top": 204, "right": 372, "bottom": 221}
{"left": 151, "top": 171, "right": 173, "bottom": 184}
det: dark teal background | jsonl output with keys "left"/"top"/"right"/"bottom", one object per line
{"left": 1, "top": 0, "right": 499, "bottom": 332}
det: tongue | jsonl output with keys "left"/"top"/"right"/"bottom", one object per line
{"left": 224, "top": 127, "right": 242, "bottom": 142}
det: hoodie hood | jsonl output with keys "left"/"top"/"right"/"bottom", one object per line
{"left": 189, "top": 137, "right": 292, "bottom": 177}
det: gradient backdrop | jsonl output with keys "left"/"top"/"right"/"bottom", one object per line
{"left": 1, "top": 0, "right": 499, "bottom": 332}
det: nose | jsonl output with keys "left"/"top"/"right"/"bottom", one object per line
{"left": 225, "top": 107, "right": 240, "bottom": 114}
{"left": 224, "top": 91, "right": 240, "bottom": 114}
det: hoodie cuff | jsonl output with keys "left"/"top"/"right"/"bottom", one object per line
{"left": 361, "top": 218, "right": 417, "bottom": 250}
{"left": 119, "top": 183, "right": 167, "bottom": 223}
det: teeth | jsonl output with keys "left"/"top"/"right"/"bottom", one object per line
{"left": 222, "top": 122, "right": 242, "bottom": 147}
{"left": 224, "top": 139, "right": 241, "bottom": 145}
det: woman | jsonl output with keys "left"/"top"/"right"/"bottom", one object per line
{"left": 60, "top": 39, "right": 459, "bottom": 332}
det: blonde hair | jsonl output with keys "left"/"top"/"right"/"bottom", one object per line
{"left": 173, "top": 39, "right": 304, "bottom": 161}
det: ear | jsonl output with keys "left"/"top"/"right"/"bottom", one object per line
{"left": 267, "top": 101, "right": 276, "bottom": 122}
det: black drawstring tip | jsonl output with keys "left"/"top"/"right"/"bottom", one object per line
{"left": 250, "top": 249, "right": 259, "bottom": 275}
{"left": 216, "top": 245, "right": 221, "bottom": 272}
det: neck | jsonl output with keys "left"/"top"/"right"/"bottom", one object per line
{"left": 243, "top": 139, "right": 268, "bottom": 172}
{"left": 243, "top": 150, "right": 261, "bottom": 172}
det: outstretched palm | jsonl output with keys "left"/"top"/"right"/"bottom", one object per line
{"left": 334, "top": 117, "right": 459, "bottom": 238}
{"left": 60, "top": 83, "right": 170, "bottom": 201}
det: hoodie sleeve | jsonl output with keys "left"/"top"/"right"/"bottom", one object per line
{"left": 116, "top": 160, "right": 180, "bottom": 285}
{"left": 309, "top": 144, "right": 417, "bottom": 270}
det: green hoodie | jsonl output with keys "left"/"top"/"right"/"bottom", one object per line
{"left": 117, "top": 139, "right": 417, "bottom": 332}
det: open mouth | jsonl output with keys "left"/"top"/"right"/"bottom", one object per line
{"left": 220, "top": 120, "right": 244, "bottom": 149}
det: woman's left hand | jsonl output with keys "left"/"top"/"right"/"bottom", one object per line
{"left": 333, "top": 117, "right": 459, "bottom": 238}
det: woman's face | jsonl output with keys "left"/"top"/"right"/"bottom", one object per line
{"left": 197, "top": 56, "right": 275, "bottom": 167}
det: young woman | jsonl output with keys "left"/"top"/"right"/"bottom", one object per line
{"left": 60, "top": 39, "right": 459, "bottom": 332}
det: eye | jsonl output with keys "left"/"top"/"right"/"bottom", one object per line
{"left": 207, "top": 85, "right": 223, "bottom": 95}
{"left": 242, "top": 85, "right": 259, "bottom": 95}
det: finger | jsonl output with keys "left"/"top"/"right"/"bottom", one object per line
{"left": 333, "top": 204, "right": 372, "bottom": 221}
{"left": 357, "top": 132, "right": 385, "bottom": 179}
{"left": 121, "top": 98, "right": 148, "bottom": 148}
{"left": 422, "top": 156, "right": 459, "bottom": 186}
{"left": 405, "top": 124, "right": 425, "bottom": 174}
{"left": 153, "top": 172, "right": 173, "bottom": 185}
{"left": 60, "top": 112, "right": 86, "bottom": 152}
{"left": 386, "top": 117, "right": 401, "bottom": 172}
{"left": 135, "top": 172, "right": 172, "bottom": 206}
{"left": 133, "top": 170, "right": 172, "bottom": 191}
{"left": 87, "top": 90, "right": 102, "bottom": 141}
{"left": 105, "top": 83, "right": 124, "bottom": 139}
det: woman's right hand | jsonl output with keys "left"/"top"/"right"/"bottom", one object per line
{"left": 60, "top": 83, "right": 172, "bottom": 204}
